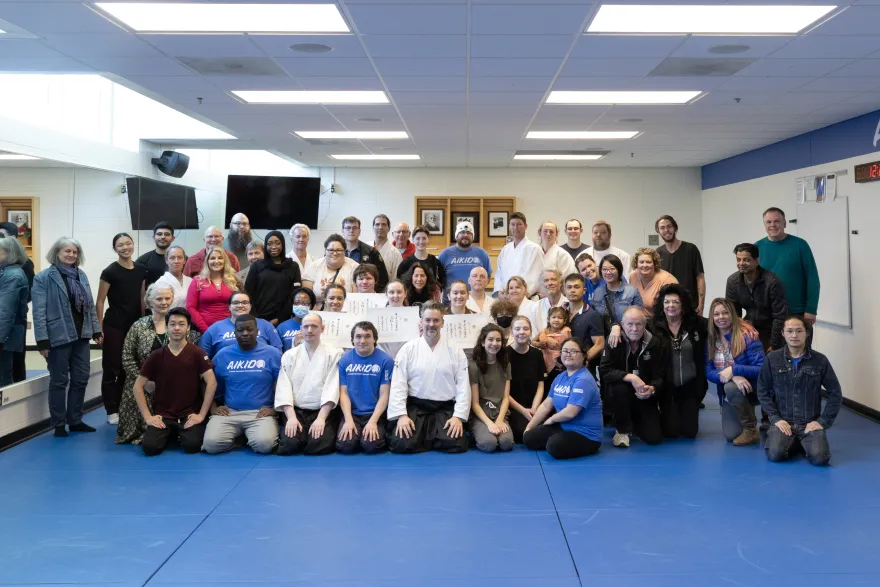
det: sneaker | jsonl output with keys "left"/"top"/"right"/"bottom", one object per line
{"left": 732, "top": 428, "right": 760, "bottom": 446}
{"left": 612, "top": 431, "right": 631, "bottom": 448}
{"left": 107, "top": 414, "right": 119, "bottom": 425}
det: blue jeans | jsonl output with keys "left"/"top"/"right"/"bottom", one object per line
{"left": 47, "top": 338, "right": 91, "bottom": 427}
{"left": 766, "top": 424, "right": 831, "bottom": 466}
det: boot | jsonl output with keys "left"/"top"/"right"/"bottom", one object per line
{"left": 732, "top": 404, "right": 760, "bottom": 446}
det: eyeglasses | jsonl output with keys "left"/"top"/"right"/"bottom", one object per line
{"left": 231, "top": 221, "right": 250, "bottom": 227}
{"left": 561, "top": 349, "right": 583, "bottom": 356}
{"left": 230, "top": 301, "right": 251, "bottom": 307}
{"left": 326, "top": 248, "right": 345, "bottom": 254}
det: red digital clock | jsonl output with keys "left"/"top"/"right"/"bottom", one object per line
{"left": 855, "top": 160, "right": 880, "bottom": 183}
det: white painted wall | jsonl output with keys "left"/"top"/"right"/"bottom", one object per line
{"left": 702, "top": 153, "right": 880, "bottom": 411}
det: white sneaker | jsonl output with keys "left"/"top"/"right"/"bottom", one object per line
{"left": 107, "top": 414, "right": 119, "bottom": 425}
{"left": 612, "top": 431, "right": 630, "bottom": 448}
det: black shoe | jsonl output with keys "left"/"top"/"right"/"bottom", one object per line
{"left": 699, "top": 402, "right": 705, "bottom": 410}
{"left": 69, "top": 422, "right": 97, "bottom": 433}
{"left": 54, "top": 426, "right": 69, "bottom": 437}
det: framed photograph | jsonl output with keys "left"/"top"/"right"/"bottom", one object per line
{"left": 488, "top": 211, "right": 508, "bottom": 237}
{"left": 421, "top": 209, "right": 444, "bottom": 235}
{"left": 452, "top": 211, "right": 480, "bottom": 243}
{"left": 7, "top": 210, "right": 31, "bottom": 237}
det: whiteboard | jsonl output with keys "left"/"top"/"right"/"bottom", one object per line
{"left": 795, "top": 197, "right": 851, "bottom": 328}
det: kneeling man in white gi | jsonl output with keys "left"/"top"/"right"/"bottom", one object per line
{"left": 388, "top": 301, "right": 471, "bottom": 453}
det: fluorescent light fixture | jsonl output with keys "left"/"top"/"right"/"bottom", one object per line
{"left": 0, "top": 29, "right": 6, "bottom": 34}
{"left": 331, "top": 154, "right": 420, "bottom": 161}
{"left": 294, "top": 131, "right": 409, "bottom": 140}
{"left": 547, "top": 91, "right": 702, "bottom": 105}
{"left": 587, "top": 5, "right": 837, "bottom": 35}
{"left": 233, "top": 91, "right": 388, "bottom": 105}
{"left": 526, "top": 131, "right": 639, "bottom": 140}
{"left": 514, "top": 153, "right": 605, "bottom": 161}
{"left": 94, "top": 3, "right": 349, "bottom": 33}
{"left": 0, "top": 154, "right": 39, "bottom": 161}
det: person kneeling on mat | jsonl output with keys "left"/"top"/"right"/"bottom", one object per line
{"left": 757, "top": 315, "right": 841, "bottom": 466}
{"left": 135, "top": 308, "right": 217, "bottom": 456}
{"left": 275, "top": 313, "right": 342, "bottom": 455}
{"left": 524, "top": 338, "right": 602, "bottom": 460}
{"left": 336, "top": 321, "right": 394, "bottom": 454}
{"left": 202, "top": 314, "right": 282, "bottom": 455}
{"left": 388, "top": 301, "right": 471, "bottom": 453}
{"left": 600, "top": 307, "right": 667, "bottom": 448}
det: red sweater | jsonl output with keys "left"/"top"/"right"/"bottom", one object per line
{"left": 186, "top": 278, "right": 235, "bottom": 332}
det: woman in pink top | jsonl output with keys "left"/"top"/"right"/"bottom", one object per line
{"left": 628, "top": 247, "right": 678, "bottom": 319}
{"left": 186, "top": 247, "right": 240, "bottom": 332}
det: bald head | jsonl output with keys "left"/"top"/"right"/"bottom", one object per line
{"left": 204, "top": 226, "right": 223, "bottom": 247}
{"left": 468, "top": 266, "right": 489, "bottom": 293}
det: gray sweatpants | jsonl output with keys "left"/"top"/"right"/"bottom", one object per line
{"left": 202, "top": 409, "right": 278, "bottom": 454}
{"left": 469, "top": 399, "right": 514, "bottom": 453}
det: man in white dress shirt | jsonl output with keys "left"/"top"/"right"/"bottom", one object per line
{"left": 372, "top": 214, "right": 403, "bottom": 280}
{"left": 287, "top": 223, "right": 314, "bottom": 275}
{"left": 493, "top": 212, "right": 544, "bottom": 298}
{"left": 585, "top": 220, "right": 631, "bottom": 272}
{"left": 275, "top": 313, "right": 342, "bottom": 455}
{"left": 388, "top": 302, "right": 471, "bottom": 453}
{"left": 538, "top": 221, "right": 577, "bottom": 281}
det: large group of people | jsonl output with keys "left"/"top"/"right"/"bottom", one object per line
{"left": 0, "top": 205, "right": 841, "bottom": 466}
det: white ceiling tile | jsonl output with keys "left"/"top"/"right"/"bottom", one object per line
{"left": 0, "top": 56, "right": 90, "bottom": 71}
{"left": 77, "top": 56, "right": 194, "bottom": 76}
{"left": 248, "top": 35, "right": 366, "bottom": 58}
{"left": 40, "top": 33, "right": 164, "bottom": 58}
{"left": 840, "top": 93, "right": 880, "bottom": 106}
{"left": 275, "top": 57, "right": 376, "bottom": 77}
{"left": 384, "top": 77, "right": 465, "bottom": 92}
{"left": 559, "top": 58, "right": 664, "bottom": 78}
{"left": 671, "top": 36, "right": 791, "bottom": 59}
{"left": 362, "top": 35, "right": 465, "bottom": 58}
{"left": 322, "top": 104, "right": 401, "bottom": 119}
{"left": 767, "top": 92, "right": 857, "bottom": 107}
{"left": 633, "top": 76, "right": 729, "bottom": 91}
{"left": 293, "top": 76, "right": 384, "bottom": 90}
{"left": 470, "top": 58, "right": 562, "bottom": 77}
{"left": 470, "top": 35, "right": 573, "bottom": 58}
{"left": 718, "top": 76, "right": 815, "bottom": 93}
{"left": 811, "top": 7, "right": 880, "bottom": 35}
{"left": 693, "top": 91, "right": 778, "bottom": 106}
{"left": 798, "top": 76, "right": 880, "bottom": 91}
{"left": 825, "top": 59, "right": 880, "bottom": 77}
{"left": 0, "top": 39, "right": 66, "bottom": 58}
{"left": 0, "top": 2, "right": 123, "bottom": 33}
{"left": 142, "top": 35, "right": 264, "bottom": 58}
{"left": 346, "top": 4, "right": 466, "bottom": 35}
{"left": 737, "top": 58, "right": 853, "bottom": 77}
{"left": 573, "top": 35, "right": 684, "bottom": 59}
{"left": 398, "top": 105, "right": 467, "bottom": 119}
{"left": 373, "top": 57, "right": 465, "bottom": 77}
{"left": 469, "top": 76, "right": 553, "bottom": 92}
{"left": 124, "top": 75, "right": 221, "bottom": 93}
{"left": 552, "top": 77, "right": 642, "bottom": 90}
{"left": 390, "top": 91, "right": 466, "bottom": 105}
{"left": 771, "top": 35, "right": 880, "bottom": 59}
{"left": 471, "top": 5, "right": 592, "bottom": 34}
{"left": 469, "top": 92, "right": 544, "bottom": 105}
{"left": 205, "top": 75, "right": 298, "bottom": 91}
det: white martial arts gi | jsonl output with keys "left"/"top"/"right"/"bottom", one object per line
{"left": 542, "top": 244, "right": 577, "bottom": 282}
{"left": 275, "top": 343, "right": 341, "bottom": 411}
{"left": 493, "top": 237, "right": 544, "bottom": 297}
{"left": 374, "top": 240, "right": 403, "bottom": 280}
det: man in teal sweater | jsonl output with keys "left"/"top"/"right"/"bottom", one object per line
{"left": 755, "top": 208, "right": 820, "bottom": 329}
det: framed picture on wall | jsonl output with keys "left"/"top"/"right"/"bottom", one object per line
{"left": 7, "top": 210, "right": 31, "bottom": 238}
{"left": 488, "top": 211, "right": 508, "bottom": 237}
{"left": 421, "top": 209, "right": 444, "bottom": 235}
{"left": 452, "top": 212, "right": 480, "bottom": 243}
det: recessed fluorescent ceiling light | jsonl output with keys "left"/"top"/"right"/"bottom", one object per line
{"left": 526, "top": 131, "right": 639, "bottom": 140}
{"left": 547, "top": 91, "right": 701, "bottom": 105}
{"left": 515, "top": 154, "right": 604, "bottom": 161}
{"left": 587, "top": 5, "right": 837, "bottom": 35}
{"left": 331, "top": 154, "right": 420, "bottom": 160}
{"left": 93, "top": 3, "right": 349, "bottom": 33}
{"left": 233, "top": 91, "right": 388, "bottom": 104}
{"left": 295, "top": 131, "right": 409, "bottom": 140}
{"left": 0, "top": 154, "right": 39, "bottom": 160}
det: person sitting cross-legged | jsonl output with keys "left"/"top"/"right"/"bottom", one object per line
{"left": 135, "top": 308, "right": 217, "bottom": 456}
{"left": 336, "top": 321, "right": 394, "bottom": 454}
{"left": 758, "top": 315, "right": 842, "bottom": 466}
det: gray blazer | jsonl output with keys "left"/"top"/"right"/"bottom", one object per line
{"left": 0, "top": 264, "right": 29, "bottom": 353}
{"left": 32, "top": 265, "right": 101, "bottom": 348}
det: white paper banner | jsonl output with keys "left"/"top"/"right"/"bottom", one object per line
{"left": 343, "top": 293, "right": 388, "bottom": 314}
{"left": 365, "top": 306, "right": 421, "bottom": 343}
{"left": 442, "top": 314, "right": 490, "bottom": 348}
{"left": 313, "top": 311, "right": 362, "bottom": 348}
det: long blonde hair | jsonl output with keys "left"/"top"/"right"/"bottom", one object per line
{"left": 707, "top": 297, "right": 758, "bottom": 357}
{"left": 198, "top": 247, "right": 240, "bottom": 291}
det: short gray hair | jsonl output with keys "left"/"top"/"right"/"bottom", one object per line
{"left": 0, "top": 236, "right": 29, "bottom": 266}
{"left": 145, "top": 282, "right": 174, "bottom": 308}
{"left": 289, "top": 223, "right": 310, "bottom": 237}
{"left": 45, "top": 236, "right": 85, "bottom": 267}
{"left": 246, "top": 241, "right": 264, "bottom": 252}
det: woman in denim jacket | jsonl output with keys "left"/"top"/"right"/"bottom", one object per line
{"left": 32, "top": 237, "right": 103, "bottom": 437}
{"left": 0, "top": 237, "right": 30, "bottom": 387}
{"left": 591, "top": 254, "right": 643, "bottom": 348}
{"left": 705, "top": 298, "right": 765, "bottom": 446}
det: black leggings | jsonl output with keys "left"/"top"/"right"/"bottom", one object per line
{"left": 658, "top": 380, "right": 702, "bottom": 439}
{"left": 523, "top": 424, "right": 600, "bottom": 460}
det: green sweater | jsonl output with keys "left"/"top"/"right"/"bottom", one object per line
{"left": 755, "top": 234, "right": 820, "bottom": 315}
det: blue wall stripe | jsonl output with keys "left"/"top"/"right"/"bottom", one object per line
{"left": 701, "top": 109, "right": 880, "bottom": 190}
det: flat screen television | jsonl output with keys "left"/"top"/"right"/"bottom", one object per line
{"left": 225, "top": 175, "right": 321, "bottom": 230}
{"left": 126, "top": 176, "right": 199, "bottom": 230}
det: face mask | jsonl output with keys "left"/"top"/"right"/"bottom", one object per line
{"left": 495, "top": 316, "right": 513, "bottom": 328}
{"left": 292, "top": 305, "right": 310, "bottom": 318}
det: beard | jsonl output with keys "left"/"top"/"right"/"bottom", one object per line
{"left": 226, "top": 229, "right": 252, "bottom": 253}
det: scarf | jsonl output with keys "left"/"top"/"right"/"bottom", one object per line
{"left": 262, "top": 230, "right": 294, "bottom": 272}
{"left": 713, "top": 340, "right": 735, "bottom": 372}
{"left": 55, "top": 262, "right": 93, "bottom": 313}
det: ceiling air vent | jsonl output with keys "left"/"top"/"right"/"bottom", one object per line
{"left": 177, "top": 57, "right": 287, "bottom": 76}
{"left": 648, "top": 57, "right": 755, "bottom": 77}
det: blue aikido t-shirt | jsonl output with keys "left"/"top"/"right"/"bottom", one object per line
{"left": 438, "top": 246, "right": 493, "bottom": 284}
{"left": 338, "top": 347, "right": 394, "bottom": 415}
{"left": 276, "top": 317, "right": 302, "bottom": 352}
{"left": 200, "top": 317, "right": 282, "bottom": 358}
{"left": 213, "top": 343, "right": 281, "bottom": 411}
{"left": 548, "top": 367, "right": 603, "bottom": 442}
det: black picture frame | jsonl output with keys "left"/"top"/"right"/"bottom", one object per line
{"left": 488, "top": 211, "right": 508, "bottom": 237}
{"left": 451, "top": 211, "right": 480, "bottom": 243}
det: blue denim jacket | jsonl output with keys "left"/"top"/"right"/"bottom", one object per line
{"left": 757, "top": 348, "right": 842, "bottom": 428}
{"left": 590, "top": 283, "right": 643, "bottom": 330}
{"left": 0, "top": 265, "right": 29, "bottom": 353}
{"left": 32, "top": 266, "right": 101, "bottom": 348}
